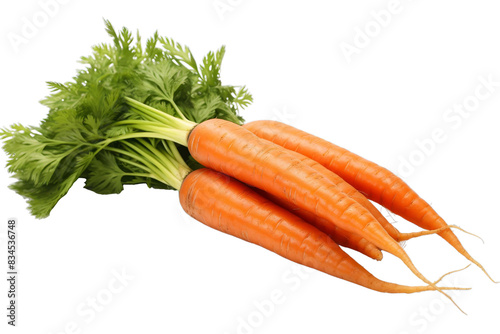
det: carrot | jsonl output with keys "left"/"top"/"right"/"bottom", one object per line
{"left": 179, "top": 168, "right": 467, "bottom": 294}
{"left": 256, "top": 184, "right": 460, "bottom": 262}
{"left": 254, "top": 153, "right": 463, "bottom": 261}
{"left": 243, "top": 120, "right": 494, "bottom": 282}
{"left": 273, "top": 138, "right": 449, "bottom": 243}
{"left": 254, "top": 188, "right": 384, "bottom": 261}
{"left": 187, "top": 119, "right": 465, "bottom": 310}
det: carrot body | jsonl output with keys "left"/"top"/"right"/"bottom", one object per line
{"left": 242, "top": 120, "right": 488, "bottom": 279}
{"left": 249, "top": 139, "right": 447, "bottom": 255}
{"left": 271, "top": 140, "right": 404, "bottom": 241}
{"left": 262, "top": 137, "right": 448, "bottom": 243}
{"left": 188, "top": 119, "right": 434, "bottom": 287}
{"left": 179, "top": 168, "right": 443, "bottom": 293}
{"left": 254, "top": 188, "right": 383, "bottom": 261}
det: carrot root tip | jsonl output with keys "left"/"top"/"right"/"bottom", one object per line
{"left": 458, "top": 248, "right": 498, "bottom": 284}
{"left": 434, "top": 286, "right": 468, "bottom": 315}
{"left": 397, "top": 224, "right": 482, "bottom": 242}
{"left": 470, "top": 259, "right": 499, "bottom": 284}
{"left": 398, "top": 252, "right": 468, "bottom": 314}
{"left": 439, "top": 286, "right": 471, "bottom": 291}
{"left": 446, "top": 224, "right": 484, "bottom": 244}
{"left": 433, "top": 264, "right": 471, "bottom": 285}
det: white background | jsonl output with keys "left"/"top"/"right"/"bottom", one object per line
{"left": 1, "top": 0, "right": 500, "bottom": 333}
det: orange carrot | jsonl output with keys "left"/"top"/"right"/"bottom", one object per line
{"left": 274, "top": 139, "right": 447, "bottom": 243}
{"left": 179, "top": 168, "right": 466, "bottom": 294}
{"left": 187, "top": 119, "right": 464, "bottom": 308}
{"left": 255, "top": 179, "right": 460, "bottom": 262}
{"left": 255, "top": 155, "right": 461, "bottom": 261}
{"left": 254, "top": 188, "right": 384, "bottom": 261}
{"left": 243, "top": 120, "right": 494, "bottom": 282}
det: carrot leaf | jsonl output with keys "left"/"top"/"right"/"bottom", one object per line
{"left": 2, "top": 20, "right": 252, "bottom": 217}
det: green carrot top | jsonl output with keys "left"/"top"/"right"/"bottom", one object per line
{"left": 1, "top": 20, "right": 252, "bottom": 218}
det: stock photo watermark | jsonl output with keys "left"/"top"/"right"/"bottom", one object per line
{"left": 397, "top": 74, "right": 499, "bottom": 178}
{"left": 6, "top": 219, "right": 18, "bottom": 326}
{"left": 267, "top": 106, "right": 296, "bottom": 125}
{"left": 397, "top": 275, "right": 467, "bottom": 334}
{"left": 6, "top": 0, "right": 71, "bottom": 54}
{"left": 47, "top": 267, "right": 134, "bottom": 334}
{"left": 213, "top": 0, "right": 245, "bottom": 21}
{"left": 339, "top": 0, "right": 415, "bottom": 64}
{"left": 223, "top": 264, "right": 314, "bottom": 334}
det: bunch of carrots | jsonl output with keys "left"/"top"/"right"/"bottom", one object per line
{"left": 1, "top": 22, "right": 495, "bottom": 313}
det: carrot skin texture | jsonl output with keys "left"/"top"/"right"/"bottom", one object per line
{"left": 279, "top": 140, "right": 450, "bottom": 242}
{"left": 242, "top": 121, "right": 470, "bottom": 257}
{"left": 271, "top": 139, "right": 402, "bottom": 241}
{"left": 179, "top": 168, "right": 438, "bottom": 293}
{"left": 188, "top": 119, "right": 392, "bottom": 251}
{"left": 254, "top": 188, "right": 383, "bottom": 261}
{"left": 187, "top": 119, "right": 432, "bottom": 286}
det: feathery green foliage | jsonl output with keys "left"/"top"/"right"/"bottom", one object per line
{"left": 1, "top": 20, "right": 252, "bottom": 218}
